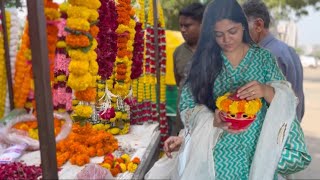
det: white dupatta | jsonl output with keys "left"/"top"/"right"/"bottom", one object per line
{"left": 145, "top": 81, "right": 297, "bottom": 180}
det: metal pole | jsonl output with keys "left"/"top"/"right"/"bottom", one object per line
{"left": 26, "top": 0, "right": 58, "bottom": 179}
{"left": 152, "top": 0, "right": 160, "bottom": 123}
{"left": 0, "top": 0, "right": 14, "bottom": 110}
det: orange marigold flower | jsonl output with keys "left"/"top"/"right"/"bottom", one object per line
{"left": 132, "top": 157, "right": 141, "bottom": 164}
{"left": 75, "top": 87, "right": 97, "bottom": 102}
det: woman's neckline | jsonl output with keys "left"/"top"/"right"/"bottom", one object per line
{"left": 222, "top": 44, "right": 250, "bottom": 69}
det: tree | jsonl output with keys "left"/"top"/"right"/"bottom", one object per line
{"left": 162, "top": 0, "right": 208, "bottom": 30}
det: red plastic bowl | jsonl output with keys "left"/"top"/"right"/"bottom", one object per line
{"left": 219, "top": 111, "right": 255, "bottom": 130}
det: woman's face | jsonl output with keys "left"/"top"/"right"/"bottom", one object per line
{"left": 214, "top": 19, "right": 244, "bottom": 52}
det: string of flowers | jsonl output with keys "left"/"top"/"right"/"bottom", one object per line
{"left": 95, "top": 0, "right": 118, "bottom": 126}
{"left": 157, "top": 2, "right": 169, "bottom": 147}
{"left": 5, "top": 8, "right": 20, "bottom": 116}
{"left": 53, "top": 2, "right": 72, "bottom": 113}
{"left": 0, "top": 11, "right": 8, "bottom": 118}
{"left": 144, "top": 0, "right": 168, "bottom": 146}
{"left": 66, "top": 0, "right": 101, "bottom": 121}
{"left": 100, "top": 153, "right": 141, "bottom": 177}
{"left": 13, "top": 22, "right": 32, "bottom": 109}
{"left": 99, "top": 0, "right": 135, "bottom": 134}
{"left": 56, "top": 122, "right": 118, "bottom": 167}
{"left": 145, "top": 0, "right": 157, "bottom": 123}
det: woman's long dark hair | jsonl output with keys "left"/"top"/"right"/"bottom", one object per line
{"left": 185, "top": 0, "right": 253, "bottom": 110}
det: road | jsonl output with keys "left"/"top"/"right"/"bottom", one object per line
{"left": 295, "top": 67, "right": 320, "bottom": 179}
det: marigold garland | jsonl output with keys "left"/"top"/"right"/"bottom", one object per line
{"left": 0, "top": 19, "right": 7, "bottom": 118}
{"left": 66, "top": 0, "right": 100, "bottom": 120}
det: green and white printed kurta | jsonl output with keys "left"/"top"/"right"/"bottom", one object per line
{"left": 180, "top": 46, "right": 311, "bottom": 179}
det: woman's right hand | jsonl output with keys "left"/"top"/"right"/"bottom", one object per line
{"left": 213, "top": 109, "right": 246, "bottom": 134}
{"left": 163, "top": 136, "right": 183, "bottom": 158}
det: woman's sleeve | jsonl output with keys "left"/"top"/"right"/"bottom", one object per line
{"left": 277, "top": 118, "right": 312, "bottom": 175}
{"left": 179, "top": 85, "right": 196, "bottom": 112}
{"left": 264, "top": 52, "right": 286, "bottom": 82}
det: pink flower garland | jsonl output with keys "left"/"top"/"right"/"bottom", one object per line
{"left": 53, "top": 14, "right": 72, "bottom": 112}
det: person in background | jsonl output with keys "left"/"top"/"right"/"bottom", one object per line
{"left": 243, "top": 0, "right": 305, "bottom": 122}
{"left": 172, "top": 2, "right": 205, "bottom": 135}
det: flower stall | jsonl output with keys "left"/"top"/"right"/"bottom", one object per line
{"left": 0, "top": 0, "right": 167, "bottom": 179}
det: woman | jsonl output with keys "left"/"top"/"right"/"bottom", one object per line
{"left": 146, "top": 0, "right": 311, "bottom": 179}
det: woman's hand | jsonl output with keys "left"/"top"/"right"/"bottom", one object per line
{"left": 163, "top": 136, "right": 183, "bottom": 158}
{"left": 213, "top": 109, "right": 246, "bottom": 134}
{"left": 236, "top": 80, "right": 275, "bottom": 104}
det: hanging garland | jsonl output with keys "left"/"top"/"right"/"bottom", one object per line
{"left": 0, "top": 11, "right": 8, "bottom": 118}
{"left": 5, "top": 8, "right": 20, "bottom": 116}
{"left": 66, "top": 0, "right": 101, "bottom": 121}
{"left": 13, "top": 22, "right": 32, "bottom": 109}
{"left": 53, "top": 2, "right": 72, "bottom": 113}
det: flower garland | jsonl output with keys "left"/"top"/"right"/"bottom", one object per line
{"left": 56, "top": 122, "right": 118, "bottom": 167}
{"left": 96, "top": 0, "right": 135, "bottom": 134}
{"left": 0, "top": 11, "right": 8, "bottom": 118}
{"left": 13, "top": 118, "right": 65, "bottom": 139}
{"left": 13, "top": 22, "right": 32, "bottom": 109}
{"left": 66, "top": 0, "right": 101, "bottom": 120}
{"left": 100, "top": 153, "right": 141, "bottom": 177}
{"left": 5, "top": 8, "right": 20, "bottom": 116}
{"left": 144, "top": 0, "right": 168, "bottom": 146}
{"left": 53, "top": 2, "right": 72, "bottom": 113}
{"left": 96, "top": 0, "right": 117, "bottom": 81}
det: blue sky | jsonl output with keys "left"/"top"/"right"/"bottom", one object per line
{"left": 297, "top": 7, "right": 320, "bottom": 46}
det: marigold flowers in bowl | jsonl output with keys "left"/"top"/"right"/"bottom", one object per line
{"left": 216, "top": 92, "right": 262, "bottom": 130}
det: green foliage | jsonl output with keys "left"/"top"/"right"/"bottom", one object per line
{"left": 162, "top": 0, "right": 208, "bottom": 30}
{"left": 5, "top": 0, "right": 22, "bottom": 8}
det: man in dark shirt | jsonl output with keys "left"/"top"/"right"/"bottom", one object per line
{"left": 172, "top": 3, "right": 205, "bottom": 134}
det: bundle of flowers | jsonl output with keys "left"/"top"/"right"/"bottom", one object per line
{"left": 56, "top": 122, "right": 118, "bottom": 167}
{"left": 216, "top": 92, "right": 262, "bottom": 130}
{"left": 100, "top": 153, "right": 141, "bottom": 177}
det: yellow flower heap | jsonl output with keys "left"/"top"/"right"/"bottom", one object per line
{"left": 216, "top": 92, "right": 262, "bottom": 119}
{"left": 66, "top": 0, "right": 101, "bottom": 119}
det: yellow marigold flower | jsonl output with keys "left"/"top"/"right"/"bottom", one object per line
{"left": 88, "top": 9, "right": 99, "bottom": 22}
{"left": 67, "top": 6, "right": 90, "bottom": 19}
{"left": 69, "top": 60, "right": 89, "bottom": 76}
{"left": 245, "top": 99, "right": 262, "bottom": 116}
{"left": 74, "top": 105, "right": 92, "bottom": 118}
{"left": 216, "top": 94, "right": 229, "bottom": 110}
{"left": 89, "top": 59, "right": 98, "bottom": 75}
{"left": 127, "top": 162, "right": 138, "bottom": 173}
{"left": 101, "top": 163, "right": 111, "bottom": 170}
{"left": 121, "top": 154, "right": 130, "bottom": 163}
{"left": 56, "top": 75, "right": 67, "bottom": 82}
{"left": 59, "top": 2, "right": 69, "bottom": 12}
{"left": 229, "top": 101, "right": 239, "bottom": 115}
{"left": 68, "top": 49, "right": 97, "bottom": 62}
{"left": 67, "top": 73, "right": 92, "bottom": 91}
{"left": 120, "top": 163, "right": 126, "bottom": 173}
{"left": 68, "top": 0, "right": 101, "bottom": 10}
{"left": 45, "top": 8, "right": 60, "bottom": 20}
{"left": 66, "top": 18, "right": 90, "bottom": 31}
{"left": 56, "top": 41, "right": 66, "bottom": 48}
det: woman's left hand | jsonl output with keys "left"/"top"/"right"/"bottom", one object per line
{"left": 236, "top": 80, "right": 275, "bottom": 103}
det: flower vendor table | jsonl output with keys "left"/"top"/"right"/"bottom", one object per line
{"left": 18, "top": 123, "right": 160, "bottom": 179}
